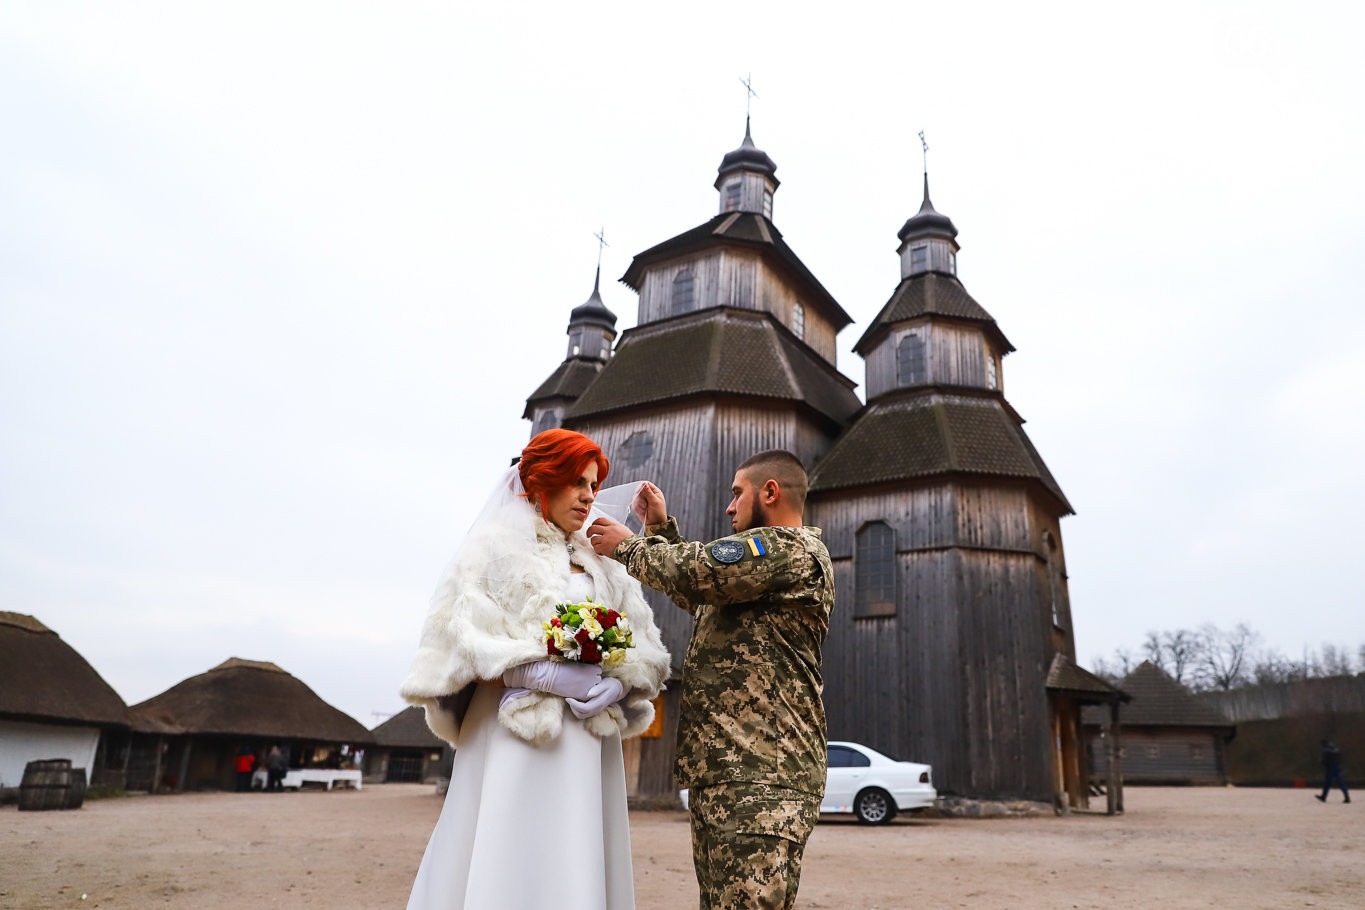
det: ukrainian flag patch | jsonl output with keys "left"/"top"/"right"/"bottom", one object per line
{"left": 747, "top": 537, "right": 767, "bottom": 557}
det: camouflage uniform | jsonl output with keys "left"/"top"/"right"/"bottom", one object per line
{"left": 613, "top": 518, "right": 834, "bottom": 910}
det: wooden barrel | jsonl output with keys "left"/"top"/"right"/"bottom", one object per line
{"left": 18, "top": 759, "right": 73, "bottom": 811}
{"left": 65, "top": 767, "right": 88, "bottom": 809}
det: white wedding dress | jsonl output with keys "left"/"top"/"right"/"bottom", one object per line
{"left": 406, "top": 572, "right": 635, "bottom": 910}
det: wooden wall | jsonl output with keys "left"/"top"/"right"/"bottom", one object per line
{"left": 635, "top": 249, "right": 838, "bottom": 364}
{"left": 863, "top": 319, "right": 1003, "bottom": 399}
{"left": 810, "top": 481, "right": 1065, "bottom": 800}
{"left": 1086, "top": 728, "right": 1229, "bottom": 785}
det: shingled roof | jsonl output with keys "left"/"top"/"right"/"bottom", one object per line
{"left": 1092, "top": 662, "right": 1235, "bottom": 728}
{"left": 371, "top": 705, "right": 445, "bottom": 749}
{"left": 1046, "top": 653, "right": 1128, "bottom": 702}
{"left": 0, "top": 612, "right": 129, "bottom": 727}
{"left": 808, "top": 392, "right": 1073, "bottom": 512}
{"left": 564, "top": 309, "right": 862, "bottom": 427}
{"left": 854, "top": 272, "right": 1013, "bottom": 356}
{"left": 522, "top": 358, "right": 605, "bottom": 418}
{"left": 129, "top": 658, "right": 373, "bottom": 744}
{"left": 620, "top": 212, "right": 853, "bottom": 330}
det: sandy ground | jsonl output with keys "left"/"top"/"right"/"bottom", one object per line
{"left": 1, "top": 785, "right": 1359, "bottom": 910}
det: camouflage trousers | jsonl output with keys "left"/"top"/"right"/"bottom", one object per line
{"left": 688, "top": 782, "right": 821, "bottom": 910}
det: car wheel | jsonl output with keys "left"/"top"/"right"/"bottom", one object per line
{"left": 854, "top": 787, "right": 896, "bottom": 825}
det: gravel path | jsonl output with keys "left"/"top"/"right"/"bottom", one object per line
{"left": 2, "top": 785, "right": 1358, "bottom": 909}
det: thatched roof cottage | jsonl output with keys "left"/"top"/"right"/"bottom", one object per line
{"left": 127, "top": 658, "right": 372, "bottom": 792}
{"left": 364, "top": 706, "right": 451, "bottom": 784}
{"left": 0, "top": 612, "right": 129, "bottom": 797}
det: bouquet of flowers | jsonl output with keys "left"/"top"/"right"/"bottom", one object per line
{"left": 543, "top": 601, "right": 633, "bottom": 667}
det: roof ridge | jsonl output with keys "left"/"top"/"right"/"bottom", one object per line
{"left": 0, "top": 611, "right": 52, "bottom": 634}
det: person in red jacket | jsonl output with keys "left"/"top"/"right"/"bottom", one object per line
{"left": 234, "top": 746, "right": 257, "bottom": 792}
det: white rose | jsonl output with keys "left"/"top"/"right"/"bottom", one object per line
{"left": 602, "top": 648, "right": 628, "bottom": 668}
{"left": 581, "top": 616, "right": 604, "bottom": 638}
{"left": 615, "top": 615, "right": 631, "bottom": 635}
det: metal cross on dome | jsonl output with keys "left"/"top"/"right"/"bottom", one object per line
{"left": 740, "top": 73, "right": 758, "bottom": 118}
{"left": 919, "top": 130, "right": 929, "bottom": 175}
{"left": 594, "top": 226, "right": 609, "bottom": 269}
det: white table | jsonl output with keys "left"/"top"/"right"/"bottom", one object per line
{"left": 252, "top": 768, "right": 362, "bottom": 791}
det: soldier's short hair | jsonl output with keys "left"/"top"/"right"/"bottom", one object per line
{"left": 737, "top": 449, "right": 808, "bottom": 512}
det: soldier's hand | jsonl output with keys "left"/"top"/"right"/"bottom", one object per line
{"left": 587, "top": 517, "right": 633, "bottom": 556}
{"left": 633, "top": 481, "right": 667, "bottom": 526}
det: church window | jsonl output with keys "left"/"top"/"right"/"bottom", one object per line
{"left": 600, "top": 339, "right": 611, "bottom": 359}
{"left": 854, "top": 521, "right": 896, "bottom": 618}
{"left": 948, "top": 250, "right": 957, "bottom": 274}
{"left": 896, "top": 332, "right": 926, "bottom": 385}
{"left": 910, "top": 245, "right": 928, "bottom": 271}
{"left": 723, "top": 181, "right": 741, "bottom": 212}
{"left": 568, "top": 326, "right": 585, "bottom": 357}
{"left": 986, "top": 349, "right": 998, "bottom": 390}
{"left": 792, "top": 303, "right": 805, "bottom": 340}
{"left": 672, "top": 270, "right": 695, "bottom": 314}
{"left": 762, "top": 190, "right": 773, "bottom": 220}
{"left": 620, "top": 431, "right": 654, "bottom": 468}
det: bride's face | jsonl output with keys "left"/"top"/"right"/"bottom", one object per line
{"left": 544, "top": 462, "right": 600, "bottom": 533}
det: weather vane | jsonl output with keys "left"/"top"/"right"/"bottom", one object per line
{"left": 919, "top": 130, "right": 929, "bottom": 175}
{"left": 740, "top": 73, "right": 758, "bottom": 118}
{"left": 594, "top": 226, "right": 609, "bottom": 270}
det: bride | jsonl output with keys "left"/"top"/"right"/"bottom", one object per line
{"left": 400, "top": 428, "right": 670, "bottom": 910}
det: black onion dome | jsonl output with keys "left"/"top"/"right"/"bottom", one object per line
{"left": 568, "top": 266, "right": 617, "bottom": 330}
{"left": 715, "top": 117, "right": 779, "bottom": 187}
{"left": 898, "top": 174, "right": 958, "bottom": 243}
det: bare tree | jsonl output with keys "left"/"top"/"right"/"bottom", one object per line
{"left": 1142, "top": 628, "right": 1200, "bottom": 686}
{"left": 1092, "top": 648, "right": 1137, "bottom": 685}
{"left": 1192, "top": 623, "right": 1259, "bottom": 691}
{"left": 1319, "top": 643, "right": 1356, "bottom": 677}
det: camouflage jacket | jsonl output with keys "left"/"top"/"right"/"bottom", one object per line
{"left": 613, "top": 517, "right": 834, "bottom": 796}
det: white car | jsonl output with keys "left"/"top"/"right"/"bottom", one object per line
{"left": 679, "top": 741, "right": 936, "bottom": 826}
{"left": 823, "top": 741, "right": 935, "bottom": 824}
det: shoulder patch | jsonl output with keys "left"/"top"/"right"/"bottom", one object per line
{"left": 710, "top": 540, "right": 746, "bottom": 564}
{"left": 747, "top": 537, "right": 767, "bottom": 557}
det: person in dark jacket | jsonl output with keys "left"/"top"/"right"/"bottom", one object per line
{"left": 1315, "top": 739, "right": 1350, "bottom": 803}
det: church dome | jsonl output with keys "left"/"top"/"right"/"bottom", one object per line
{"left": 716, "top": 118, "right": 779, "bottom": 186}
{"left": 897, "top": 175, "right": 958, "bottom": 243}
{"left": 568, "top": 267, "right": 617, "bottom": 331}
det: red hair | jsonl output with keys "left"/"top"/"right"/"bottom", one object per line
{"left": 519, "top": 429, "right": 610, "bottom": 515}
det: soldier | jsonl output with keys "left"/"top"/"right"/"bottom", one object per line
{"left": 588, "top": 449, "right": 834, "bottom": 910}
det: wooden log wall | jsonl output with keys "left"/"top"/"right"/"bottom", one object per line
{"left": 809, "top": 481, "right": 1063, "bottom": 800}
{"left": 863, "top": 319, "right": 998, "bottom": 399}
{"left": 1200, "top": 676, "right": 1365, "bottom": 723}
{"left": 635, "top": 250, "right": 838, "bottom": 363}
{"left": 1087, "top": 728, "right": 1228, "bottom": 785}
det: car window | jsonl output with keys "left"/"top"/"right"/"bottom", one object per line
{"left": 827, "top": 746, "right": 871, "bottom": 768}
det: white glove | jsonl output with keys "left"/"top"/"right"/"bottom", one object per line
{"left": 565, "top": 677, "right": 626, "bottom": 720}
{"left": 502, "top": 659, "right": 602, "bottom": 699}
{"left": 499, "top": 686, "right": 532, "bottom": 707}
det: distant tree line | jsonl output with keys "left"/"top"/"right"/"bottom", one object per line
{"left": 1092, "top": 623, "right": 1365, "bottom": 693}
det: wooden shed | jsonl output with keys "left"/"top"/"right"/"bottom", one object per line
{"left": 0, "top": 612, "right": 131, "bottom": 799}
{"left": 126, "top": 658, "right": 373, "bottom": 792}
{"left": 365, "top": 706, "right": 451, "bottom": 784}
{"left": 1083, "top": 661, "right": 1235, "bottom": 785}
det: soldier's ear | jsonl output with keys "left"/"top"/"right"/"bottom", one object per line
{"left": 762, "top": 479, "right": 780, "bottom": 504}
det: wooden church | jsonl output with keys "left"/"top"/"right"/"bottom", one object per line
{"left": 524, "top": 121, "right": 1123, "bottom": 807}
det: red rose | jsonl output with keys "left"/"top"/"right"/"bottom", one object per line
{"left": 547, "top": 642, "right": 559, "bottom": 656}
{"left": 600, "top": 611, "right": 619, "bottom": 629}
{"left": 580, "top": 642, "right": 602, "bottom": 664}
{"left": 575, "top": 629, "right": 592, "bottom": 645}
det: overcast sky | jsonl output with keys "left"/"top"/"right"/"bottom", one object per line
{"left": 3, "top": 2, "right": 1363, "bottom": 727}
